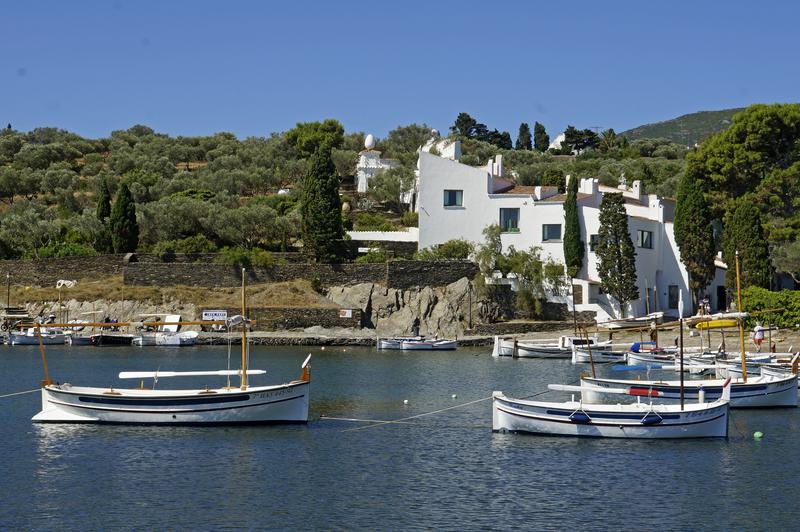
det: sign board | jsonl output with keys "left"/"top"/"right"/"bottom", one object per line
{"left": 339, "top": 309, "right": 353, "bottom": 319}
{"left": 202, "top": 310, "right": 228, "bottom": 321}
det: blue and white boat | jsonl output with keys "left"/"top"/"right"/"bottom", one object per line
{"left": 492, "top": 379, "right": 731, "bottom": 439}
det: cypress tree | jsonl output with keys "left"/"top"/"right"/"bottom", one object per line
{"left": 109, "top": 182, "right": 139, "bottom": 253}
{"left": 301, "top": 139, "right": 344, "bottom": 262}
{"left": 563, "top": 176, "right": 583, "bottom": 278}
{"left": 516, "top": 123, "right": 532, "bottom": 150}
{"left": 722, "top": 200, "right": 771, "bottom": 290}
{"left": 674, "top": 173, "right": 716, "bottom": 306}
{"left": 96, "top": 178, "right": 111, "bottom": 221}
{"left": 533, "top": 122, "right": 549, "bottom": 152}
{"left": 596, "top": 193, "right": 639, "bottom": 316}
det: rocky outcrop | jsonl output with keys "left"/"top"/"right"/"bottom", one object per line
{"left": 327, "top": 277, "right": 479, "bottom": 337}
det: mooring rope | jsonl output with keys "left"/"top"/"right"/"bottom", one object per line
{"left": 339, "top": 377, "right": 580, "bottom": 433}
{"left": 0, "top": 388, "right": 40, "bottom": 399}
{"left": 341, "top": 395, "right": 494, "bottom": 433}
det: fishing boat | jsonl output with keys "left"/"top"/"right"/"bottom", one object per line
{"left": 580, "top": 374, "right": 797, "bottom": 408}
{"left": 598, "top": 311, "right": 664, "bottom": 330}
{"left": 65, "top": 332, "right": 93, "bottom": 346}
{"left": 492, "top": 335, "right": 612, "bottom": 358}
{"left": 685, "top": 311, "right": 749, "bottom": 329}
{"left": 571, "top": 347, "right": 626, "bottom": 364}
{"left": 90, "top": 332, "right": 135, "bottom": 346}
{"left": 377, "top": 336, "right": 457, "bottom": 350}
{"left": 10, "top": 328, "right": 65, "bottom": 346}
{"left": 696, "top": 319, "right": 738, "bottom": 331}
{"left": 32, "top": 270, "right": 312, "bottom": 425}
{"left": 492, "top": 380, "right": 731, "bottom": 439}
{"left": 132, "top": 314, "right": 199, "bottom": 347}
{"left": 400, "top": 338, "right": 457, "bottom": 350}
{"left": 377, "top": 336, "right": 423, "bottom": 349}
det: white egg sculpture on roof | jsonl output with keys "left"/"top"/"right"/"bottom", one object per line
{"left": 364, "top": 134, "right": 376, "bottom": 150}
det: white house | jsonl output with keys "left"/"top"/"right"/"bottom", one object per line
{"left": 417, "top": 150, "right": 727, "bottom": 322}
{"left": 356, "top": 134, "right": 400, "bottom": 193}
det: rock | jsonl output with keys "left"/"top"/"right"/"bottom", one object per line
{"left": 326, "top": 277, "right": 480, "bottom": 337}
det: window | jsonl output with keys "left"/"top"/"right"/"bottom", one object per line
{"left": 499, "top": 208, "right": 520, "bottom": 232}
{"left": 668, "top": 285, "right": 679, "bottom": 310}
{"left": 637, "top": 230, "right": 653, "bottom": 249}
{"left": 443, "top": 189, "right": 463, "bottom": 207}
{"left": 542, "top": 224, "right": 561, "bottom": 242}
{"left": 589, "top": 234, "right": 600, "bottom": 251}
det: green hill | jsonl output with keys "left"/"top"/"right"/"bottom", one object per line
{"left": 621, "top": 108, "right": 746, "bottom": 146}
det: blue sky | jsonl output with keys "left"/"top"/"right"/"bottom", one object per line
{"left": 2, "top": 1, "right": 798, "bottom": 141}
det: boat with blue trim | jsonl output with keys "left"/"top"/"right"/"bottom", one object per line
{"left": 580, "top": 373, "right": 797, "bottom": 408}
{"left": 492, "top": 380, "right": 731, "bottom": 439}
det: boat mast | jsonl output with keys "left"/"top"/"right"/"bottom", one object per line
{"left": 36, "top": 324, "right": 52, "bottom": 387}
{"left": 241, "top": 268, "right": 248, "bottom": 390}
{"left": 735, "top": 251, "right": 748, "bottom": 382}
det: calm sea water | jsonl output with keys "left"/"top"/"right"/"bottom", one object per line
{"left": 2, "top": 343, "right": 799, "bottom": 531}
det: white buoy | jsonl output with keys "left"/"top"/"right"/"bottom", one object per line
{"left": 403, "top": 399, "right": 409, "bottom": 405}
{"left": 451, "top": 394, "right": 457, "bottom": 399}
{"left": 321, "top": 346, "right": 325, "bottom": 351}
{"left": 698, "top": 385, "right": 705, "bottom": 404}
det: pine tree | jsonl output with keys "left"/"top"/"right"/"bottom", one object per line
{"left": 562, "top": 176, "right": 583, "bottom": 278}
{"left": 533, "top": 122, "right": 549, "bottom": 152}
{"left": 301, "top": 139, "right": 344, "bottom": 262}
{"left": 96, "top": 178, "right": 111, "bottom": 221}
{"left": 722, "top": 200, "right": 771, "bottom": 290}
{"left": 674, "top": 173, "right": 716, "bottom": 306}
{"left": 596, "top": 193, "right": 638, "bottom": 316}
{"left": 516, "top": 123, "right": 532, "bottom": 150}
{"left": 109, "top": 182, "right": 139, "bottom": 253}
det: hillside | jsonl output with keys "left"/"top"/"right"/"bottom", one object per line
{"left": 621, "top": 108, "right": 745, "bottom": 146}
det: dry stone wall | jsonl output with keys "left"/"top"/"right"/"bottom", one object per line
{"left": 0, "top": 255, "right": 127, "bottom": 285}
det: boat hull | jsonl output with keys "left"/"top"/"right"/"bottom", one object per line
{"left": 67, "top": 335, "right": 94, "bottom": 346}
{"left": 32, "top": 381, "right": 310, "bottom": 424}
{"left": 90, "top": 334, "right": 135, "bottom": 346}
{"left": 571, "top": 348, "right": 626, "bottom": 364}
{"left": 10, "top": 333, "right": 65, "bottom": 345}
{"left": 492, "top": 393, "right": 728, "bottom": 439}
{"left": 581, "top": 375, "right": 798, "bottom": 408}
{"left": 400, "top": 339, "right": 457, "bottom": 350}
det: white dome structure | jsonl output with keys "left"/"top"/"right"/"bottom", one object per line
{"left": 364, "top": 134, "right": 376, "bottom": 150}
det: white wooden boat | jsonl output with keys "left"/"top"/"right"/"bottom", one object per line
{"left": 685, "top": 311, "right": 749, "bottom": 329}
{"left": 492, "top": 335, "right": 612, "bottom": 358}
{"left": 400, "top": 338, "right": 457, "bottom": 350}
{"left": 492, "top": 381, "right": 730, "bottom": 439}
{"left": 581, "top": 373, "right": 798, "bottom": 408}
{"left": 32, "top": 272, "right": 312, "bottom": 425}
{"left": 66, "top": 334, "right": 94, "bottom": 346}
{"left": 377, "top": 336, "right": 423, "bottom": 349}
{"left": 598, "top": 311, "right": 664, "bottom": 330}
{"left": 10, "top": 328, "right": 65, "bottom": 345}
{"left": 32, "top": 361, "right": 311, "bottom": 424}
{"left": 627, "top": 350, "right": 675, "bottom": 366}
{"left": 571, "top": 347, "right": 626, "bottom": 364}
{"left": 133, "top": 331, "right": 199, "bottom": 347}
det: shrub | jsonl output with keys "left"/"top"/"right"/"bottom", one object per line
{"left": 415, "top": 239, "right": 473, "bottom": 260}
{"left": 355, "top": 249, "right": 389, "bottom": 263}
{"left": 741, "top": 287, "right": 800, "bottom": 329}
{"left": 152, "top": 235, "right": 218, "bottom": 260}
{"left": 214, "top": 247, "right": 278, "bottom": 269}
{"left": 401, "top": 211, "right": 418, "bottom": 227}
{"left": 353, "top": 212, "right": 397, "bottom": 231}
{"left": 26, "top": 241, "right": 97, "bottom": 259}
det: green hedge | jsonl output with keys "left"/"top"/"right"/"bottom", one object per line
{"left": 741, "top": 287, "right": 800, "bottom": 329}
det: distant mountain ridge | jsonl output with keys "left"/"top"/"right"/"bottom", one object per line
{"left": 621, "top": 108, "right": 746, "bottom": 146}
